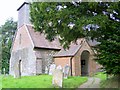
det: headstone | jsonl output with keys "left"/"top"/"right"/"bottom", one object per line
{"left": 3, "top": 68, "right": 5, "bottom": 76}
{"left": 52, "top": 68, "right": 63, "bottom": 88}
{"left": 45, "top": 66, "right": 48, "bottom": 74}
{"left": 63, "top": 64, "right": 70, "bottom": 79}
{"left": 0, "top": 70, "right": 1, "bottom": 75}
{"left": 56, "top": 65, "right": 62, "bottom": 71}
{"left": 14, "top": 63, "right": 21, "bottom": 78}
{"left": 49, "top": 63, "right": 56, "bottom": 75}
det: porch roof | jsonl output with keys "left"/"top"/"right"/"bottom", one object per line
{"left": 54, "top": 44, "right": 82, "bottom": 57}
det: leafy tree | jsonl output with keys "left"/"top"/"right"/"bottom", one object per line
{"left": 30, "top": 2, "right": 120, "bottom": 75}
{"left": 1, "top": 18, "right": 17, "bottom": 74}
{"left": 0, "top": 27, "right": 2, "bottom": 73}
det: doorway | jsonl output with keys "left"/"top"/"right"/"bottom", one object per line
{"left": 18, "top": 60, "right": 22, "bottom": 76}
{"left": 81, "top": 50, "right": 90, "bottom": 76}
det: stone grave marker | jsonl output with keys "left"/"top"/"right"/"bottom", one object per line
{"left": 49, "top": 63, "right": 56, "bottom": 75}
{"left": 45, "top": 66, "right": 48, "bottom": 74}
{"left": 52, "top": 68, "right": 63, "bottom": 88}
{"left": 14, "top": 63, "right": 21, "bottom": 78}
{"left": 0, "top": 70, "right": 1, "bottom": 75}
{"left": 3, "top": 68, "right": 5, "bottom": 76}
{"left": 56, "top": 65, "right": 62, "bottom": 71}
{"left": 63, "top": 64, "right": 70, "bottom": 79}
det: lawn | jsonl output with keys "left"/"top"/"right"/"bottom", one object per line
{"left": 94, "top": 72, "right": 107, "bottom": 80}
{"left": 0, "top": 75, "right": 2, "bottom": 89}
{"left": 2, "top": 75, "right": 88, "bottom": 88}
{"left": 94, "top": 72, "right": 120, "bottom": 88}
{"left": 100, "top": 75, "right": 120, "bottom": 88}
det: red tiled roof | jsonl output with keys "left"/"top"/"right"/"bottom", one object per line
{"left": 26, "top": 25, "right": 61, "bottom": 50}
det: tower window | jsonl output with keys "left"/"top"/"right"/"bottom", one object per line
{"left": 19, "top": 34, "right": 21, "bottom": 44}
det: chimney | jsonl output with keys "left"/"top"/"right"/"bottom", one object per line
{"left": 17, "top": 2, "right": 31, "bottom": 29}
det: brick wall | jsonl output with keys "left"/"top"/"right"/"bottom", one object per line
{"left": 54, "top": 39, "right": 100, "bottom": 76}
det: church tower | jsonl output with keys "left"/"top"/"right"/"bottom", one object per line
{"left": 17, "top": 2, "right": 31, "bottom": 29}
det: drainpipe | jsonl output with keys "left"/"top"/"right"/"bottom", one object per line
{"left": 70, "top": 56, "right": 73, "bottom": 76}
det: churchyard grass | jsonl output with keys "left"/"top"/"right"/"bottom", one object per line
{"left": 94, "top": 72, "right": 107, "bottom": 80}
{"left": 0, "top": 75, "right": 2, "bottom": 89}
{"left": 2, "top": 75, "right": 88, "bottom": 88}
{"left": 63, "top": 76, "right": 88, "bottom": 88}
{"left": 100, "top": 75, "right": 120, "bottom": 88}
{"left": 94, "top": 72, "right": 120, "bottom": 88}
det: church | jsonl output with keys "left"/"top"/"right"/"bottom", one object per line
{"left": 9, "top": 2, "right": 100, "bottom": 77}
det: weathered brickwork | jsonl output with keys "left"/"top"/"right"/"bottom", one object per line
{"left": 54, "top": 39, "right": 100, "bottom": 76}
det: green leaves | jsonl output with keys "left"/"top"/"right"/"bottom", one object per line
{"left": 1, "top": 18, "right": 17, "bottom": 74}
{"left": 30, "top": 2, "right": 120, "bottom": 75}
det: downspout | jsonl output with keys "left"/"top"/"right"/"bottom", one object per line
{"left": 70, "top": 56, "right": 73, "bottom": 76}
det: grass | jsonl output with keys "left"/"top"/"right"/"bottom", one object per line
{"left": 94, "top": 72, "right": 107, "bottom": 80}
{"left": 94, "top": 72, "right": 120, "bottom": 88}
{"left": 2, "top": 75, "right": 88, "bottom": 88}
{"left": 100, "top": 75, "right": 120, "bottom": 88}
{"left": 0, "top": 75, "right": 2, "bottom": 89}
{"left": 63, "top": 76, "right": 88, "bottom": 88}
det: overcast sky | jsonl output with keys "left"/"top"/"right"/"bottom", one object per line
{"left": 0, "top": 0, "right": 25, "bottom": 26}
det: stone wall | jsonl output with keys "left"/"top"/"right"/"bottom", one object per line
{"left": 34, "top": 48, "right": 59, "bottom": 73}
{"left": 9, "top": 47, "right": 36, "bottom": 76}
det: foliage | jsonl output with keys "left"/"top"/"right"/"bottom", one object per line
{"left": 94, "top": 72, "right": 119, "bottom": 88}
{"left": 94, "top": 72, "right": 107, "bottom": 80}
{"left": 1, "top": 18, "right": 17, "bottom": 74}
{"left": 30, "top": 2, "right": 120, "bottom": 75}
{"left": 2, "top": 75, "right": 87, "bottom": 88}
{"left": 100, "top": 75, "right": 120, "bottom": 88}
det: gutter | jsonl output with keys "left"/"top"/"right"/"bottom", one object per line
{"left": 70, "top": 56, "right": 73, "bottom": 76}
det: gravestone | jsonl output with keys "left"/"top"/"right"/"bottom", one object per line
{"left": 14, "top": 63, "right": 21, "bottom": 78}
{"left": 63, "top": 64, "right": 70, "bottom": 79}
{"left": 3, "top": 68, "right": 5, "bottom": 76}
{"left": 49, "top": 63, "right": 56, "bottom": 75}
{"left": 56, "top": 65, "right": 62, "bottom": 71}
{"left": 0, "top": 70, "right": 1, "bottom": 75}
{"left": 52, "top": 68, "right": 63, "bottom": 88}
{"left": 45, "top": 66, "right": 48, "bottom": 74}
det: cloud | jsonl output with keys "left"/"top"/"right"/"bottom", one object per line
{"left": 0, "top": 0, "right": 24, "bottom": 25}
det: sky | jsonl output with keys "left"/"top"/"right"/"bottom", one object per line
{"left": 0, "top": 0, "right": 25, "bottom": 26}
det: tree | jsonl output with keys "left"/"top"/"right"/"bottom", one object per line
{"left": 1, "top": 18, "right": 17, "bottom": 74}
{"left": 30, "top": 2, "right": 120, "bottom": 75}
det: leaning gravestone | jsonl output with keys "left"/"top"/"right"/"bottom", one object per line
{"left": 49, "top": 63, "right": 56, "bottom": 75}
{"left": 63, "top": 64, "right": 70, "bottom": 79}
{"left": 52, "top": 68, "right": 63, "bottom": 88}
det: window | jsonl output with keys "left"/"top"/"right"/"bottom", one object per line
{"left": 19, "top": 34, "right": 21, "bottom": 44}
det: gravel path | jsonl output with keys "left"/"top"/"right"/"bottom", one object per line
{"left": 78, "top": 77, "right": 101, "bottom": 88}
